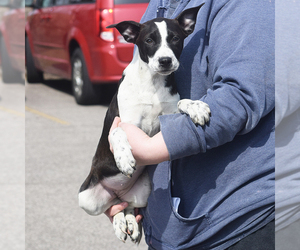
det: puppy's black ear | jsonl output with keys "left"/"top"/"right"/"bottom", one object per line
{"left": 107, "top": 21, "right": 141, "bottom": 44}
{"left": 175, "top": 3, "right": 205, "bottom": 36}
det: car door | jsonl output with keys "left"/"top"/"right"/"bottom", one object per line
{"left": 0, "top": 0, "right": 25, "bottom": 82}
{"left": 112, "top": 0, "right": 150, "bottom": 62}
{"left": 28, "top": 0, "right": 71, "bottom": 77}
{"left": 2, "top": 0, "right": 25, "bottom": 72}
{"left": 46, "top": 0, "right": 74, "bottom": 77}
{"left": 28, "top": 0, "right": 55, "bottom": 72}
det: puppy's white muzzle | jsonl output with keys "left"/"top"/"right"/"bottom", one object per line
{"left": 150, "top": 55, "right": 180, "bottom": 75}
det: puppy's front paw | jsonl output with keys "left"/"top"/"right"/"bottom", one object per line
{"left": 178, "top": 99, "right": 210, "bottom": 126}
{"left": 115, "top": 150, "right": 136, "bottom": 177}
{"left": 110, "top": 127, "right": 136, "bottom": 177}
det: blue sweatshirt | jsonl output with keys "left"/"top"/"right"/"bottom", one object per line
{"left": 140, "top": 0, "right": 275, "bottom": 249}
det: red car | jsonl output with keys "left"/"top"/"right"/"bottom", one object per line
{"left": 0, "top": 0, "right": 27, "bottom": 83}
{"left": 25, "top": 0, "right": 149, "bottom": 104}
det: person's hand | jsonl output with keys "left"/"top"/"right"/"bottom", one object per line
{"left": 104, "top": 202, "right": 143, "bottom": 224}
{"left": 104, "top": 202, "right": 128, "bottom": 223}
{"left": 108, "top": 116, "right": 122, "bottom": 153}
{"left": 109, "top": 117, "right": 170, "bottom": 166}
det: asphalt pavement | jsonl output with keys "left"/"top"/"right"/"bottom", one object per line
{"left": 0, "top": 73, "right": 25, "bottom": 250}
{"left": 0, "top": 73, "right": 148, "bottom": 250}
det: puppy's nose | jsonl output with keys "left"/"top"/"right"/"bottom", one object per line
{"left": 159, "top": 57, "right": 172, "bottom": 67}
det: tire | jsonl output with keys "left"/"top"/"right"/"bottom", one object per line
{"left": 0, "top": 36, "right": 23, "bottom": 83}
{"left": 25, "top": 36, "right": 43, "bottom": 83}
{"left": 71, "top": 48, "right": 100, "bottom": 105}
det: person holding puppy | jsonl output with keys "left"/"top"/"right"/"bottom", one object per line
{"left": 107, "top": 0, "right": 275, "bottom": 249}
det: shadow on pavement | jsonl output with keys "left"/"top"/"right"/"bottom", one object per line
{"left": 41, "top": 78, "right": 118, "bottom": 106}
{"left": 43, "top": 79, "right": 73, "bottom": 96}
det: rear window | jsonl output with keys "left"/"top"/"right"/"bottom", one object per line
{"left": 114, "top": 0, "right": 149, "bottom": 4}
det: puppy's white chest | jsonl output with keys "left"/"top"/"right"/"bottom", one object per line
{"left": 118, "top": 62, "right": 179, "bottom": 136}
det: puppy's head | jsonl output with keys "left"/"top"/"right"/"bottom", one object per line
{"left": 107, "top": 4, "right": 204, "bottom": 75}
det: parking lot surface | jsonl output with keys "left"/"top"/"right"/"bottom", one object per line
{"left": 0, "top": 73, "right": 25, "bottom": 250}
{"left": 0, "top": 74, "right": 147, "bottom": 250}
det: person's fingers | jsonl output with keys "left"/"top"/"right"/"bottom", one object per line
{"left": 134, "top": 208, "right": 143, "bottom": 223}
{"left": 109, "top": 117, "right": 121, "bottom": 134}
{"left": 136, "top": 214, "right": 143, "bottom": 224}
{"left": 108, "top": 117, "right": 121, "bottom": 152}
{"left": 104, "top": 202, "right": 128, "bottom": 223}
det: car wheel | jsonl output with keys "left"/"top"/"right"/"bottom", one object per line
{"left": 25, "top": 37, "right": 43, "bottom": 83}
{"left": 0, "top": 36, "right": 23, "bottom": 83}
{"left": 71, "top": 48, "right": 100, "bottom": 105}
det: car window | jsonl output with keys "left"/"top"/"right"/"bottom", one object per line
{"left": 5, "top": 0, "right": 25, "bottom": 8}
{"left": 0, "top": 0, "right": 10, "bottom": 6}
{"left": 114, "top": 0, "right": 149, "bottom": 4}
{"left": 25, "top": 0, "right": 33, "bottom": 6}
{"left": 42, "top": 0, "right": 54, "bottom": 7}
{"left": 55, "top": 0, "right": 67, "bottom": 5}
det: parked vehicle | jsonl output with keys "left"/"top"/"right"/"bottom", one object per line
{"left": 25, "top": 0, "right": 149, "bottom": 104}
{"left": 0, "top": 0, "right": 10, "bottom": 68}
{"left": 0, "top": 0, "right": 28, "bottom": 83}
{"left": 0, "top": 0, "right": 10, "bottom": 20}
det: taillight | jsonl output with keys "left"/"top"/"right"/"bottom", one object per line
{"left": 97, "top": 9, "right": 114, "bottom": 42}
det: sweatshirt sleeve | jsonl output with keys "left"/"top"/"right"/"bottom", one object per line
{"left": 160, "top": 0, "right": 275, "bottom": 161}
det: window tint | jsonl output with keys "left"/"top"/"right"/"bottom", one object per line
{"left": 114, "top": 0, "right": 149, "bottom": 4}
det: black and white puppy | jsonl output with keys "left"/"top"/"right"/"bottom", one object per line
{"left": 78, "top": 4, "right": 209, "bottom": 243}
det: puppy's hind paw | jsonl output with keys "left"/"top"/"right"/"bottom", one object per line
{"left": 125, "top": 210, "right": 142, "bottom": 244}
{"left": 113, "top": 212, "right": 128, "bottom": 243}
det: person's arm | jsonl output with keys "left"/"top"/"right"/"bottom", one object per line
{"left": 160, "top": 0, "right": 275, "bottom": 161}
{"left": 109, "top": 117, "right": 169, "bottom": 166}
{"left": 105, "top": 117, "right": 170, "bottom": 223}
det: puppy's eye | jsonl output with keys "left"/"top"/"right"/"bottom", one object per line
{"left": 172, "top": 36, "right": 180, "bottom": 42}
{"left": 146, "top": 38, "right": 154, "bottom": 44}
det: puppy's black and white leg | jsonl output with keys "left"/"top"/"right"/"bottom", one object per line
{"left": 125, "top": 207, "right": 142, "bottom": 243}
{"left": 112, "top": 168, "right": 150, "bottom": 243}
{"left": 178, "top": 99, "right": 211, "bottom": 126}
{"left": 113, "top": 207, "right": 142, "bottom": 244}
{"left": 113, "top": 209, "right": 128, "bottom": 242}
{"left": 78, "top": 172, "right": 121, "bottom": 216}
{"left": 109, "top": 127, "right": 136, "bottom": 177}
